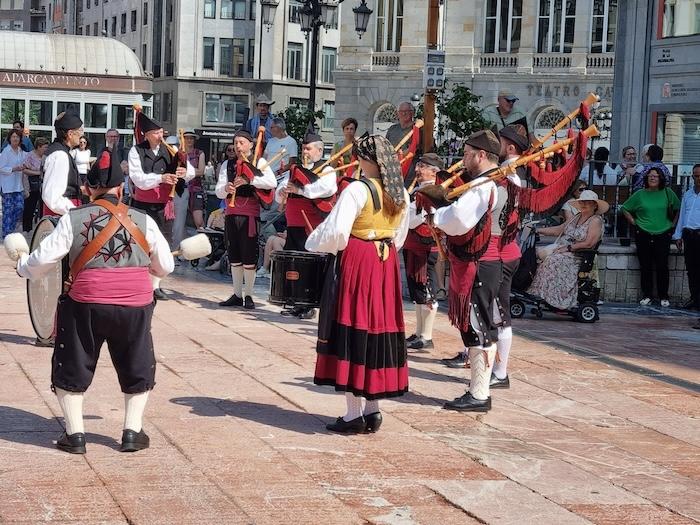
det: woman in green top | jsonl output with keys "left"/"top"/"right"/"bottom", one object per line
{"left": 621, "top": 167, "right": 680, "bottom": 306}
{"left": 331, "top": 117, "right": 358, "bottom": 167}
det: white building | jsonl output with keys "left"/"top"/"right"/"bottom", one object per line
{"left": 335, "top": 0, "right": 618, "bottom": 151}
{"left": 41, "top": 0, "right": 340, "bottom": 158}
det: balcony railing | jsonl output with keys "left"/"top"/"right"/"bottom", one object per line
{"left": 480, "top": 54, "right": 518, "bottom": 69}
{"left": 371, "top": 52, "right": 400, "bottom": 70}
{"left": 587, "top": 54, "right": 615, "bottom": 70}
{"left": 533, "top": 54, "right": 571, "bottom": 69}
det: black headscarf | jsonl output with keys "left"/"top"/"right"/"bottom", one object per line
{"left": 353, "top": 135, "right": 405, "bottom": 208}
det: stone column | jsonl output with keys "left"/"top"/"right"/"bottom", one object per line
{"left": 516, "top": 0, "right": 537, "bottom": 74}
{"left": 570, "top": 0, "right": 592, "bottom": 73}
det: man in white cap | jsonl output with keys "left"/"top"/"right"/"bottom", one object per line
{"left": 482, "top": 89, "right": 528, "bottom": 131}
{"left": 245, "top": 94, "right": 275, "bottom": 141}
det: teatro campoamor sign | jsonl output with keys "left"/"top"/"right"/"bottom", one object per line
{"left": 0, "top": 70, "right": 152, "bottom": 95}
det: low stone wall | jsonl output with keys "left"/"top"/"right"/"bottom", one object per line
{"left": 596, "top": 244, "right": 690, "bottom": 303}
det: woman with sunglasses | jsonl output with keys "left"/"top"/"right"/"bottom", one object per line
{"left": 561, "top": 180, "right": 588, "bottom": 222}
{"left": 70, "top": 136, "right": 91, "bottom": 190}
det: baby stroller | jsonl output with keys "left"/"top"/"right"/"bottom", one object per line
{"left": 193, "top": 226, "right": 227, "bottom": 272}
{"left": 509, "top": 223, "right": 601, "bottom": 323}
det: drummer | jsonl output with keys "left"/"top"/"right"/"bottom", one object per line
{"left": 16, "top": 147, "right": 174, "bottom": 454}
{"left": 42, "top": 110, "right": 85, "bottom": 216}
{"left": 275, "top": 133, "right": 337, "bottom": 319}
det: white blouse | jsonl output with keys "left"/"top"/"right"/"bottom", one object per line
{"left": 0, "top": 146, "right": 28, "bottom": 193}
{"left": 305, "top": 179, "right": 410, "bottom": 255}
{"left": 70, "top": 148, "right": 91, "bottom": 175}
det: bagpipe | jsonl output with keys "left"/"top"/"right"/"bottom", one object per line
{"left": 228, "top": 126, "right": 278, "bottom": 208}
{"left": 286, "top": 156, "right": 337, "bottom": 214}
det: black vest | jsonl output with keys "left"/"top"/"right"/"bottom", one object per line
{"left": 226, "top": 159, "right": 256, "bottom": 197}
{"left": 135, "top": 141, "right": 173, "bottom": 175}
{"left": 45, "top": 141, "right": 81, "bottom": 199}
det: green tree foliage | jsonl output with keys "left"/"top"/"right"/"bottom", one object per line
{"left": 280, "top": 105, "right": 325, "bottom": 147}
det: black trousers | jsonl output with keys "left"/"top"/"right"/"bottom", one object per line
{"left": 52, "top": 296, "right": 156, "bottom": 394}
{"left": 22, "top": 190, "right": 41, "bottom": 232}
{"left": 131, "top": 200, "right": 172, "bottom": 241}
{"left": 635, "top": 228, "right": 672, "bottom": 300}
{"left": 284, "top": 226, "right": 308, "bottom": 252}
{"left": 460, "top": 260, "right": 503, "bottom": 348}
{"left": 497, "top": 258, "right": 521, "bottom": 327}
{"left": 404, "top": 250, "right": 438, "bottom": 304}
{"left": 682, "top": 228, "right": 700, "bottom": 305}
{"left": 225, "top": 214, "right": 258, "bottom": 265}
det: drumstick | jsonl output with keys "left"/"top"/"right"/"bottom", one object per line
{"left": 252, "top": 126, "right": 266, "bottom": 165}
{"left": 300, "top": 209, "right": 313, "bottom": 236}
{"left": 313, "top": 142, "right": 354, "bottom": 174}
{"left": 393, "top": 119, "right": 424, "bottom": 152}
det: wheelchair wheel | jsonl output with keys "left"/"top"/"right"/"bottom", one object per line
{"left": 510, "top": 300, "right": 525, "bottom": 319}
{"left": 190, "top": 258, "right": 200, "bottom": 268}
{"left": 575, "top": 303, "right": 598, "bottom": 323}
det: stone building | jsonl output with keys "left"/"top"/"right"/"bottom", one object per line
{"left": 335, "top": 0, "right": 617, "bottom": 151}
{"left": 0, "top": 0, "right": 47, "bottom": 32}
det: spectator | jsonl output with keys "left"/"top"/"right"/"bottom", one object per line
{"left": 263, "top": 117, "right": 298, "bottom": 180}
{"left": 70, "top": 136, "right": 92, "bottom": 188}
{"left": 1, "top": 120, "right": 34, "bottom": 152}
{"left": 621, "top": 166, "right": 680, "bottom": 307}
{"left": 21, "top": 136, "right": 49, "bottom": 232}
{"left": 579, "top": 147, "right": 621, "bottom": 186}
{"left": 183, "top": 130, "right": 206, "bottom": 230}
{"left": 481, "top": 89, "right": 528, "bottom": 131}
{"left": 257, "top": 230, "right": 287, "bottom": 278}
{"left": 245, "top": 94, "right": 275, "bottom": 141}
{"left": 105, "top": 129, "right": 129, "bottom": 201}
{"left": 332, "top": 117, "right": 358, "bottom": 167}
{"left": 561, "top": 180, "right": 588, "bottom": 222}
{"left": 673, "top": 164, "right": 700, "bottom": 310}
{"left": 0, "top": 129, "right": 28, "bottom": 238}
{"left": 386, "top": 102, "right": 421, "bottom": 187}
{"left": 614, "top": 145, "right": 638, "bottom": 185}
{"left": 631, "top": 144, "right": 671, "bottom": 191}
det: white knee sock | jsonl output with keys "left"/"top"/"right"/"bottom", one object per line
{"left": 123, "top": 391, "right": 150, "bottom": 432}
{"left": 343, "top": 392, "right": 363, "bottom": 421}
{"left": 55, "top": 388, "right": 84, "bottom": 435}
{"left": 414, "top": 304, "right": 424, "bottom": 337}
{"left": 468, "top": 345, "right": 497, "bottom": 400}
{"left": 493, "top": 326, "right": 513, "bottom": 380}
{"left": 363, "top": 399, "right": 380, "bottom": 415}
{"left": 231, "top": 265, "right": 243, "bottom": 297}
{"left": 151, "top": 275, "right": 161, "bottom": 291}
{"left": 243, "top": 268, "right": 256, "bottom": 298}
{"left": 421, "top": 302, "right": 438, "bottom": 341}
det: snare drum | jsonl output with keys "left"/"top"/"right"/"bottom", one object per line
{"left": 27, "top": 217, "right": 68, "bottom": 342}
{"left": 269, "top": 250, "right": 331, "bottom": 308}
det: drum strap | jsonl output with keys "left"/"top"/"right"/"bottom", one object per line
{"left": 66, "top": 199, "right": 149, "bottom": 289}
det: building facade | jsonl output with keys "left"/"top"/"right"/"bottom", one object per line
{"left": 42, "top": 0, "right": 339, "bottom": 158}
{"left": 612, "top": 0, "right": 700, "bottom": 165}
{"left": 335, "top": 0, "right": 617, "bottom": 151}
{"left": 1, "top": 0, "right": 47, "bottom": 32}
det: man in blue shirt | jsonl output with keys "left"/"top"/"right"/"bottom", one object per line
{"left": 244, "top": 94, "right": 274, "bottom": 142}
{"left": 1, "top": 120, "right": 34, "bottom": 152}
{"left": 674, "top": 164, "right": 700, "bottom": 310}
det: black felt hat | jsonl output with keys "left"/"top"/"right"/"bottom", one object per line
{"left": 234, "top": 129, "right": 254, "bottom": 143}
{"left": 86, "top": 147, "right": 124, "bottom": 188}
{"left": 303, "top": 133, "right": 323, "bottom": 145}
{"left": 138, "top": 112, "right": 162, "bottom": 133}
{"left": 499, "top": 124, "right": 530, "bottom": 152}
{"left": 464, "top": 129, "right": 501, "bottom": 156}
{"left": 417, "top": 152, "right": 444, "bottom": 170}
{"left": 54, "top": 110, "right": 83, "bottom": 131}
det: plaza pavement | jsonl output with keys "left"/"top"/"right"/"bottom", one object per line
{"left": 0, "top": 252, "right": 699, "bottom": 524}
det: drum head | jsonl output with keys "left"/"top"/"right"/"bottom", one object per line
{"left": 27, "top": 217, "right": 66, "bottom": 341}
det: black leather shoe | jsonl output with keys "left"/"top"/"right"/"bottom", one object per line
{"left": 326, "top": 416, "right": 365, "bottom": 434}
{"left": 364, "top": 412, "right": 383, "bottom": 433}
{"left": 244, "top": 295, "right": 255, "bottom": 309}
{"left": 489, "top": 374, "right": 510, "bottom": 389}
{"left": 407, "top": 337, "right": 434, "bottom": 351}
{"left": 297, "top": 308, "right": 316, "bottom": 319}
{"left": 120, "top": 429, "right": 150, "bottom": 452}
{"left": 55, "top": 431, "right": 86, "bottom": 454}
{"left": 443, "top": 392, "right": 491, "bottom": 412}
{"left": 153, "top": 288, "right": 169, "bottom": 300}
{"left": 406, "top": 334, "right": 418, "bottom": 344}
{"left": 443, "top": 353, "right": 468, "bottom": 368}
{"left": 219, "top": 294, "right": 243, "bottom": 307}
{"left": 281, "top": 306, "right": 302, "bottom": 316}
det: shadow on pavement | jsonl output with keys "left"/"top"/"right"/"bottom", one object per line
{"left": 0, "top": 331, "right": 40, "bottom": 346}
{"left": 170, "top": 396, "right": 327, "bottom": 435}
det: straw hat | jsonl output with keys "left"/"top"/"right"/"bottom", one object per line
{"left": 572, "top": 189, "right": 609, "bottom": 214}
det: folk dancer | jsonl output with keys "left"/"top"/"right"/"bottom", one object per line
{"left": 16, "top": 147, "right": 174, "bottom": 454}
{"left": 307, "top": 135, "right": 410, "bottom": 434}
{"left": 419, "top": 130, "right": 503, "bottom": 412}
{"left": 276, "top": 133, "right": 337, "bottom": 319}
{"left": 42, "top": 111, "right": 85, "bottom": 217}
{"left": 128, "top": 113, "right": 194, "bottom": 300}
{"left": 404, "top": 153, "right": 444, "bottom": 351}
{"left": 215, "top": 130, "right": 276, "bottom": 309}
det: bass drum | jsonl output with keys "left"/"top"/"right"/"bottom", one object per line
{"left": 27, "top": 217, "right": 68, "bottom": 343}
{"left": 269, "top": 250, "right": 331, "bottom": 308}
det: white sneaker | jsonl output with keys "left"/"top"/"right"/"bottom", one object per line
{"left": 639, "top": 297, "right": 652, "bottom": 306}
{"left": 660, "top": 299, "right": 670, "bottom": 307}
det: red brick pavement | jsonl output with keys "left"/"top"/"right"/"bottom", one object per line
{"left": 0, "top": 254, "right": 699, "bottom": 524}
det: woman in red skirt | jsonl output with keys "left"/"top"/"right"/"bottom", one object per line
{"left": 306, "top": 135, "right": 410, "bottom": 434}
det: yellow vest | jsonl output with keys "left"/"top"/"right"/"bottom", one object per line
{"left": 350, "top": 178, "right": 403, "bottom": 242}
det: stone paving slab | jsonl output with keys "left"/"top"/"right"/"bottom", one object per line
{"left": 1, "top": 253, "right": 699, "bottom": 524}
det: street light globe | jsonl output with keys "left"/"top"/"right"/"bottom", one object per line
{"left": 353, "top": 0, "right": 372, "bottom": 38}
{"left": 320, "top": 0, "right": 338, "bottom": 28}
{"left": 299, "top": 3, "right": 315, "bottom": 33}
{"left": 410, "top": 93, "right": 421, "bottom": 109}
{"left": 260, "top": 0, "right": 279, "bottom": 30}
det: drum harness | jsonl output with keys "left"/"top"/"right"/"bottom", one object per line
{"left": 63, "top": 199, "right": 150, "bottom": 293}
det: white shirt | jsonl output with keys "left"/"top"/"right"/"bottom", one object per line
{"left": 70, "top": 148, "right": 91, "bottom": 175}
{"left": 128, "top": 144, "right": 195, "bottom": 190}
{"left": 0, "top": 145, "right": 28, "bottom": 193}
{"left": 214, "top": 158, "right": 276, "bottom": 200}
{"left": 42, "top": 149, "right": 78, "bottom": 215}
{"left": 305, "top": 180, "right": 410, "bottom": 255}
{"left": 432, "top": 175, "right": 497, "bottom": 236}
{"left": 274, "top": 162, "right": 337, "bottom": 202}
{"left": 263, "top": 135, "right": 298, "bottom": 177}
{"left": 579, "top": 164, "right": 624, "bottom": 186}
{"left": 17, "top": 210, "right": 174, "bottom": 280}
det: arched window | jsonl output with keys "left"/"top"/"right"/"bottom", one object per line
{"left": 373, "top": 103, "right": 398, "bottom": 135}
{"left": 535, "top": 107, "right": 567, "bottom": 130}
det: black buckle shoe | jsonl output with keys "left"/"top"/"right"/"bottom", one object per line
{"left": 297, "top": 308, "right": 316, "bottom": 319}
{"left": 443, "top": 353, "right": 468, "bottom": 368}
{"left": 219, "top": 294, "right": 243, "bottom": 307}
{"left": 153, "top": 288, "right": 169, "bottom": 301}
{"left": 406, "top": 334, "right": 418, "bottom": 344}
{"left": 407, "top": 336, "right": 434, "bottom": 352}
{"left": 120, "top": 429, "right": 150, "bottom": 452}
{"left": 489, "top": 374, "right": 510, "bottom": 389}
{"left": 364, "top": 412, "right": 383, "bottom": 433}
{"left": 326, "top": 416, "right": 365, "bottom": 434}
{"left": 55, "top": 431, "right": 86, "bottom": 454}
{"left": 443, "top": 392, "right": 491, "bottom": 412}
{"left": 244, "top": 295, "right": 255, "bottom": 309}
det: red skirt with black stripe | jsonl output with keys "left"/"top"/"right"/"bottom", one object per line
{"left": 314, "top": 237, "right": 408, "bottom": 400}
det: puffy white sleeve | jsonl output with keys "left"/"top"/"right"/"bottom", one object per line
{"left": 394, "top": 189, "right": 411, "bottom": 251}
{"left": 274, "top": 173, "right": 289, "bottom": 203}
{"left": 408, "top": 199, "right": 427, "bottom": 229}
{"left": 300, "top": 165, "right": 337, "bottom": 199}
{"left": 433, "top": 180, "right": 495, "bottom": 236}
{"left": 128, "top": 146, "right": 162, "bottom": 190}
{"left": 215, "top": 160, "right": 229, "bottom": 199}
{"left": 145, "top": 215, "right": 175, "bottom": 277}
{"left": 16, "top": 213, "right": 73, "bottom": 280}
{"left": 42, "top": 151, "right": 76, "bottom": 216}
{"left": 305, "top": 180, "right": 367, "bottom": 255}
{"left": 251, "top": 158, "right": 276, "bottom": 190}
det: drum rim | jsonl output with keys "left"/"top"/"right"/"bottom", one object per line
{"left": 270, "top": 249, "right": 329, "bottom": 260}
